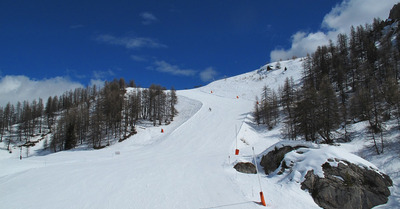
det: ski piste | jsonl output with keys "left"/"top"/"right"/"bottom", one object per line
{"left": 1, "top": 58, "right": 398, "bottom": 208}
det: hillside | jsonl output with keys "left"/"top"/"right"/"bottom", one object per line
{"left": 1, "top": 58, "right": 398, "bottom": 208}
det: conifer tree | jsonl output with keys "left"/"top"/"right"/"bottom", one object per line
{"left": 317, "top": 76, "right": 339, "bottom": 144}
{"left": 169, "top": 87, "right": 178, "bottom": 121}
{"left": 280, "top": 77, "right": 297, "bottom": 140}
{"left": 254, "top": 96, "right": 261, "bottom": 125}
{"left": 0, "top": 107, "right": 4, "bottom": 142}
{"left": 64, "top": 109, "right": 77, "bottom": 150}
{"left": 295, "top": 85, "right": 318, "bottom": 142}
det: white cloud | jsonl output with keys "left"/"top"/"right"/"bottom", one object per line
{"left": 140, "top": 12, "right": 158, "bottom": 25}
{"left": 89, "top": 79, "right": 105, "bottom": 88}
{"left": 270, "top": 0, "right": 398, "bottom": 61}
{"left": 96, "top": 34, "right": 167, "bottom": 49}
{"left": 151, "top": 60, "right": 197, "bottom": 76}
{"left": 92, "top": 70, "right": 115, "bottom": 80}
{"left": 87, "top": 70, "right": 116, "bottom": 88}
{"left": 148, "top": 60, "right": 218, "bottom": 82}
{"left": 0, "top": 75, "right": 83, "bottom": 106}
{"left": 200, "top": 67, "right": 218, "bottom": 82}
{"left": 131, "top": 55, "right": 148, "bottom": 62}
{"left": 271, "top": 31, "right": 329, "bottom": 61}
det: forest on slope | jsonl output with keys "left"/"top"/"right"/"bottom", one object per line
{"left": 254, "top": 3, "right": 400, "bottom": 154}
{"left": 0, "top": 78, "right": 177, "bottom": 152}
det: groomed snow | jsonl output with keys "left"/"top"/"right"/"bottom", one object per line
{"left": 0, "top": 58, "right": 398, "bottom": 209}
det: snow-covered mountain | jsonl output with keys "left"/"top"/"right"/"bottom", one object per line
{"left": 0, "top": 58, "right": 398, "bottom": 208}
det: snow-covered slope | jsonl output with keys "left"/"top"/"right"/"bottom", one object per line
{"left": 201, "top": 59, "right": 303, "bottom": 101}
{"left": 0, "top": 58, "right": 398, "bottom": 209}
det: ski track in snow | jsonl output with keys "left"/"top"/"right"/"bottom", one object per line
{"left": 0, "top": 58, "right": 398, "bottom": 209}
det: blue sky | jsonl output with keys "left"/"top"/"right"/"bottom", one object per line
{"left": 0, "top": 0, "right": 397, "bottom": 105}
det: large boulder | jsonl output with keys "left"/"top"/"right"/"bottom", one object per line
{"left": 234, "top": 162, "right": 257, "bottom": 174}
{"left": 301, "top": 160, "right": 393, "bottom": 209}
{"left": 260, "top": 145, "right": 305, "bottom": 174}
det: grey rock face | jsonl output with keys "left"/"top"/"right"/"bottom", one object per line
{"left": 301, "top": 161, "right": 393, "bottom": 209}
{"left": 260, "top": 145, "right": 305, "bottom": 174}
{"left": 234, "top": 162, "right": 257, "bottom": 174}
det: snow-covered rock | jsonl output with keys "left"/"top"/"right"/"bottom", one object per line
{"left": 302, "top": 160, "right": 392, "bottom": 209}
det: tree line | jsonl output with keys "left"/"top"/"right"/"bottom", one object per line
{"left": 254, "top": 5, "right": 400, "bottom": 154}
{"left": 0, "top": 78, "right": 178, "bottom": 152}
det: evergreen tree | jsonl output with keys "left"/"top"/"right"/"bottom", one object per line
{"left": 367, "top": 79, "right": 385, "bottom": 154}
{"left": 253, "top": 85, "right": 279, "bottom": 130}
{"left": 280, "top": 77, "right": 297, "bottom": 140}
{"left": 64, "top": 109, "right": 77, "bottom": 150}
{"left": 254, "top": 96, "right": 261, "bottom": 125}
{"left": 317, "top": 76, "right": 340, "bottom": 144}
{"left": 295, "top": 85, "right": 318, "bottom": 142}
{"left": 64, "top": 121, "right": 76, "bottom": 150}
{"left": 169, "top": 87, "right": 178, "bottom": 121}
{"left": 0, "top": 107, "right": 3, "bottom": 142}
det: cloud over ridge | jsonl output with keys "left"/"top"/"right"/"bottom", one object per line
{"left": 152, "top": 60, "right": 197, "bottom": 76}
{"left": 148, "top": 60, "right": 217, "bottom": 82}
{"left": 270, "top": 0, "right": 398, "bottom": 61}
{"left": 0, "top": 75, "right": 83, "bottom": 106}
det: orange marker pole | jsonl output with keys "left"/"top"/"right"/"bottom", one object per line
{"left": 235, "top": 125, "right": 239, "bottom": 155}
{"left": 260, "top": 192, "right": 266, "bottom": 206}
{"left": 253, "top": 147, "right": 266, "bottom": 206}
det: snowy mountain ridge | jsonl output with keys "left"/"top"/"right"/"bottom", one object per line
{"left": 1, "top": 58, "right": 399, "bottom": 208}
{"left": 201, "top": 58, "right": 303, "bottom": 101}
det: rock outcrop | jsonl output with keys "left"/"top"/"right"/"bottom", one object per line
{"left": 301, "top": 160, "right": 393, "bottom": 209}
{"left": 259, "top": 143, "right": 393, "bottom": 209}
{"left": 260, "top": 145, "right": 305, "bottom": 174}
{"left": 234, "top": 162, "right": 257, "bottom": 174}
